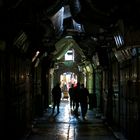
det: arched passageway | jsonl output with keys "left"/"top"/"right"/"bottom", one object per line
{"left": 1, "top": 1, "right": 140, "bottom": 140}
{"left": 47, "top": 36, "right": 96, "bottom": 110}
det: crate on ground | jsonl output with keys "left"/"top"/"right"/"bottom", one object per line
{"left": 63, "top": 91, "right": 69, "bottom": 99}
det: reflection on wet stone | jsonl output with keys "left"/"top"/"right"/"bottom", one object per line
{"left": 26, "top": 100, "right": 116, "bottom": 140}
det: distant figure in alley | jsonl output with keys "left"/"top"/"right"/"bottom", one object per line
{"left": 68, "top": 84, "right": 75, "bottom": 109}
{"left": 52, "top": 82, "right": 62, "bottom": 114}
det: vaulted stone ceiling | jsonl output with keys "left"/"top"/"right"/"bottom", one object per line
{"left": 1, "top": 0, "right": 140, "bottom": 36}
{"left": 0, "top": 0, "right": 140, "bottom": 67}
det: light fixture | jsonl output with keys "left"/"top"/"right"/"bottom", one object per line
{"left": 32, "top": 51, "right": 40, "bottom": 62}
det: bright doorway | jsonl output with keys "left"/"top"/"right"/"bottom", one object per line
{"left": 60, "top": 72, "right": 77, "bottom": 99}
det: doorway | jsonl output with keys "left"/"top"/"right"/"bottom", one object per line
{"left": 60, "top": 72, "right": 77, "bottom": 99}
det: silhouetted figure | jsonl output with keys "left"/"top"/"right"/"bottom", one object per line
{"left": 73, "top": 82, "right": 81, "bottom": 117}
{"left": 68, "top": 84, "right": 75, "bottom": 109}
{"left": 52, "top": 83, "right": 62, "bottom": 114}
{"left": 79, "top": 83, "right": 89, "bottom": 120}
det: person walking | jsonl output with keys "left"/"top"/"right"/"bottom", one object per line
{"left": 52, "top": 82, "right": 62, "bottom": 114}
{"left": 68, "top": 84, "right": 75, "bottom": 109}
{"left": 79, "top": 83, "right": 89, "bottom": 120}
{"left": 73, "top": 82, "right": 81, "bottom": 117}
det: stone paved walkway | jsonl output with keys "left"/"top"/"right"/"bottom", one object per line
{"left": 24, "top": 99, "right": 116, "bottom": 140}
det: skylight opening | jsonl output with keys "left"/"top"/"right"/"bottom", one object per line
{"left": 114, "top": 33, "right": 124, "bottom": 48}
{"left": 65, "top": 49, "right": 74, "bottom": 61}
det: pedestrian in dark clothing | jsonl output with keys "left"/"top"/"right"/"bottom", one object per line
{"left": 79, "top": 83, "right": 89, "bottom": 120}
{"left": 73, "top": 82, "right": 81, "bottom": 117}
{"left": 68, "top": 84, "right": 75, "bottom": 109}
{"left": 52, "top": 83, "right": 62, "bottom": 114}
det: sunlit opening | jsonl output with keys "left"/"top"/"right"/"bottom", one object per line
{"left": 65, "top": 49, "right": 74, "bottom": 61}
